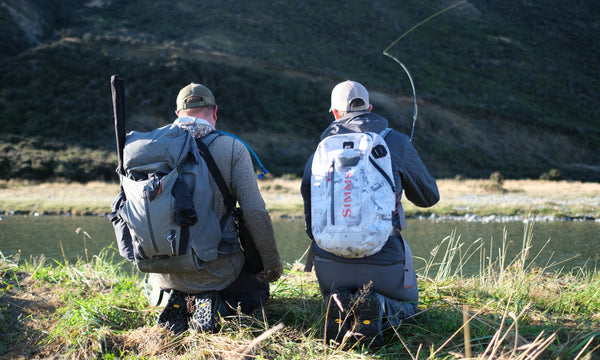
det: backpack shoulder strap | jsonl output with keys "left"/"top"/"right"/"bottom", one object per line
{"left": 195, "top": 136, "right": 236, "bottom": 213}
{"left": 200, "top": 130, "right": 221, "bottom": 147}
{"left": 380, "top": 127, "right": 392, "bottom": 139}
{"left": 195, "top": 135, "right": 264, "bottom": 273}
{"left": 369, "top": 128, "right": 396, "bottom": 191}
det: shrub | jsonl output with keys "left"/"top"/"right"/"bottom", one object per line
{"left": 489, "top": 171, "right": 504, "bottom": 185}
{"left": 540, "top": 168, "right": 562, "bottom": 181}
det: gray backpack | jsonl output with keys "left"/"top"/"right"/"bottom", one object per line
{"left": 119, "top": 124, "right": 235, "bottom": 273}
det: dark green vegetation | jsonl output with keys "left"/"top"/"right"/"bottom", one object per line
{"left": 1, "top": 0, "right": 599, "bottom": 181}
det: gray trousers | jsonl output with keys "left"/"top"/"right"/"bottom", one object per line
{"left": 314, "top": 252, "right": 418, "bottom": 326}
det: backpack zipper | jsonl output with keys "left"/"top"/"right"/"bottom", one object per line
{"left": 142, "top": 187, "right": 160, "bottom": 253}
{"left": 329, "top": 159, "right": 336, "bottom": 225}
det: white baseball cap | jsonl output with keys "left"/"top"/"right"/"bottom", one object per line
{"left": 329, "top": 80, "right": 370, "bottom": 112}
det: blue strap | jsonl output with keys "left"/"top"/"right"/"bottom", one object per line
{"left": 208, "top": 131, "right": 269, "bottom": 179}
{"left": 207, "top": 130, "right": 269, "bottom": 179}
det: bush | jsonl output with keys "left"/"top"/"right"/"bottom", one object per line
{"left": 540, "top": 168, "right": 562, "bottom": 181}
{"left": 489, "top": 171, "right": 504, "bottom": 185}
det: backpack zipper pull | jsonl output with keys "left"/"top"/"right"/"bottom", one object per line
{"left": 167, "top": 229, "right": 177, "bottom": 255}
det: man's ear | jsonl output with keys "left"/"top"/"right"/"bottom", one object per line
{"left": 332, "top": 109, "right": 340, "bottom": 120}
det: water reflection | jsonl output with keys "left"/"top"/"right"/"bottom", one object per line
{"left": 0, "top": 216, "right": 598, "bottom": 274}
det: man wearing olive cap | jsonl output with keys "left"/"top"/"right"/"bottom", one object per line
{"left": 149, "top": 82, "right": 283, "bottom": 334}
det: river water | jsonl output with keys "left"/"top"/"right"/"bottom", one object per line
{"left": 0, "top": 215, "right": 598, "bottom": 274}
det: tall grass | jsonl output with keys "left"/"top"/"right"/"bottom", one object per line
{"left": 1, "top": 222, "right": 598, "bottom": 359}
{"left": 417, "top": 227, "right": 484, "bottom": 282}
{"left": 416, "top": 220, "right": 599, "bottom": 359}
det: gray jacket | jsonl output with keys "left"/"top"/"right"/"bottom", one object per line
{"left": 301, "top": 111, "right": 439, "bottom": 264}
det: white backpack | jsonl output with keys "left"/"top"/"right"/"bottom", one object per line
{"left": 310, "top": 129, "right": 396, "bottom": 258}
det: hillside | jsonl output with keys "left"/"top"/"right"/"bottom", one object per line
{"left": 1, "top": 0, "right": 598, "bottom": 182}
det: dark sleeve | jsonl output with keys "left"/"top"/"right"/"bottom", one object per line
{"left": 388, "top": 132, "right": 440, "bottom": 208}
{"left": 300, "top": 154, "right": 314, "bottom": 239}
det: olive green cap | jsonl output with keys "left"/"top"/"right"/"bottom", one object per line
{"left": 176, "top": 83, "right": 216, "bottom": 111}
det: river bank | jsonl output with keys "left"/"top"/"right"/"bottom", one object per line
{"left": 1, "top": 225, "right": 598, "bottom": 359}
{"left": 1, "top": 178, "right": 599, "bottom": 220}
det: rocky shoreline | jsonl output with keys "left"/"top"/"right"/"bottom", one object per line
{"left": 2, "top": 209, "right": 597, "bottom": 224}
{"left": 416, "top": 213, "right": 599, "bottom": 223}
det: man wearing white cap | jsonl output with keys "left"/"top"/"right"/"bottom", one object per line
{"left": 301, "top": 80, "right": 439, "bottom": 346}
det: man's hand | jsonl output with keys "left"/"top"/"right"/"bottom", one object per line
{"left": 262, "top": 263, "right": 283, "bottom": 283}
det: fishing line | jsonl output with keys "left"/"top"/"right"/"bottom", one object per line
{"left": 383, "top": 0, "right": 468, "bottom": 142}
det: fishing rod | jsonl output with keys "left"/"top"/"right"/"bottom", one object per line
{"left": 382, "top": 0, "right": 468, "bottom": 143}
{"left": 382, "top": 52, "right": 418, "bottom": 143}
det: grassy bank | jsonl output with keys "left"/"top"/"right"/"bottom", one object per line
{"left": 1, "top": 221, "right": 599, "bottom": 359}
{"left": 1, "top": 178, "right": 599, "bottom": 219}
